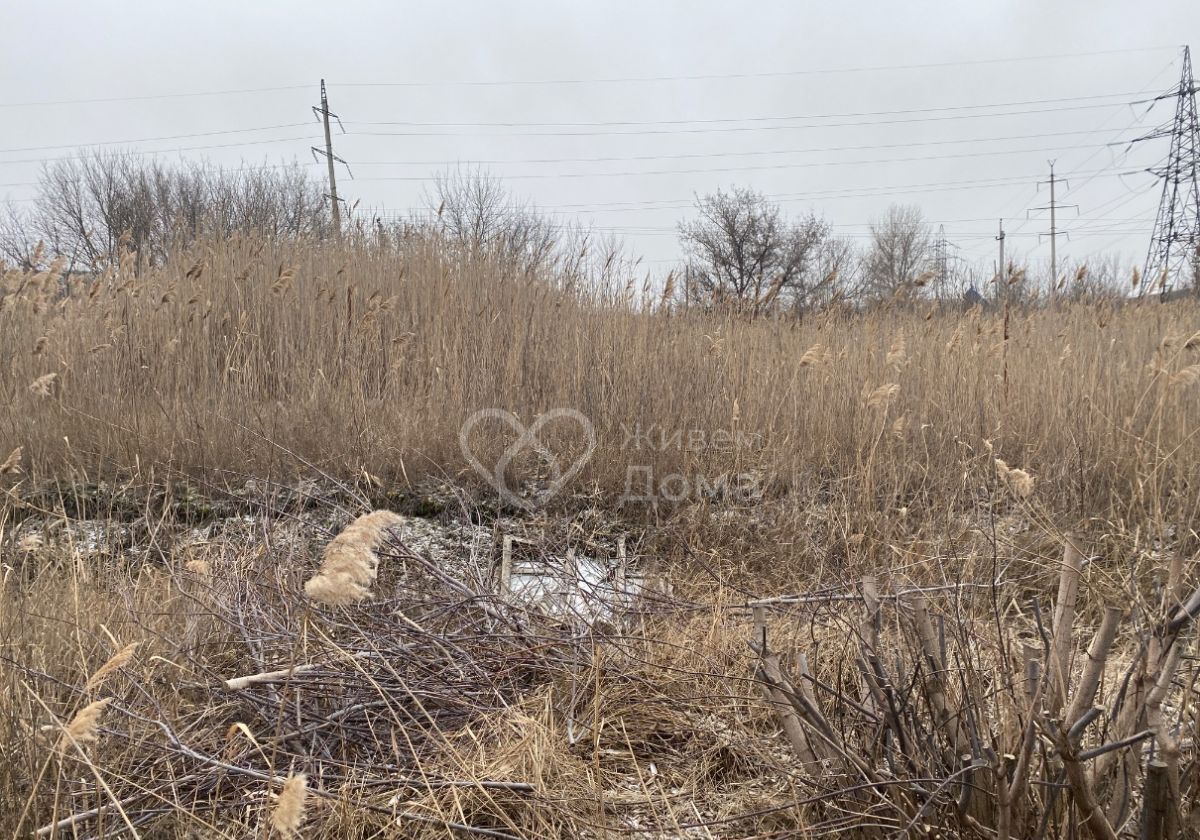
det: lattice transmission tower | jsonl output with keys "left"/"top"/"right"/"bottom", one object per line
{"left": 1136, "top": 46, "right": 1200, "bottom": 298}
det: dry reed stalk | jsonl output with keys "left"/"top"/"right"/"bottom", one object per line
{"left": 304, "top": 510, "right": 404, "bottom": 605}
{"left": 1063, "top": 607, "right": 1122, "bottom": 727}
{"left": 886, "top": 332, "right": 908, "bottom": 370}
{"left": 906, "top": 593, "right": 968, "bottom": 755}
{"left": 755, "top": 654, "right": 819, "bottom": 766}
{"left": 1049, "top": 533, "right": 1085, "bottom": 715}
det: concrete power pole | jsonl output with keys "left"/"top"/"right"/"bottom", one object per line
{"left": 1030, "top": 161, "right": 1076, "bottom": 296}
{"left": 312, "top": 79, "right": 350, "bottom": 236}
{"left": 995, "top": 218, "right": 1006, "bottom": 282}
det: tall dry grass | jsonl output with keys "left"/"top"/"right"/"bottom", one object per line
{"left": 1, "top": 233, "right": 1198, "bottom": 550}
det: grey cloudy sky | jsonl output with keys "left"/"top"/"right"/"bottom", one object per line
{"left": 1, "top": 1, "right": 1195, "bottom": 276}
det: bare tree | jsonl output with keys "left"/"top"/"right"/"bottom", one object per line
{"left": 678, "top": 187, "right": 832, "bottom": 311}
{"left": 1, "top": 151, "right": 331, "bottom": 266}
{"left": 425, "top": 168, "right": 557, "bottom": 271}
{"left": 863, "top": 204, "right": 932, "bottom": 302}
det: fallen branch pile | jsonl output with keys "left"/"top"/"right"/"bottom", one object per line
{"left": 23, "top": 512, "right": 671, "bottom": 839}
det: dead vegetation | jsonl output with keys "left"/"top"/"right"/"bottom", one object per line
{"left": 2, "top": 234, "right": 1200, "bottom": 837}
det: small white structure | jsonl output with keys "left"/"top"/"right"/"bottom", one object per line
{"left": 500, "top": 535, "right": 650, "bottom": 624}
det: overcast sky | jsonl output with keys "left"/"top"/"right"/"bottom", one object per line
{"left": 1, "top": 1, "right": 1195, "bottom": 277}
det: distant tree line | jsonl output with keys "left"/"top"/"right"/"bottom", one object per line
{"left": 0, "top": 151, "right": 333, "bottom": 269}
{"left": 2, "top": 152, "right": 1193, "bottom": 304}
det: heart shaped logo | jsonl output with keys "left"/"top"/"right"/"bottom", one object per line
{"left": 459, "top": 408, "right": 596, "bottom": 510}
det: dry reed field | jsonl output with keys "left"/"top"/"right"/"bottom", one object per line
{"left": 2, "top": 234, "right": 1200, "bottom": 838}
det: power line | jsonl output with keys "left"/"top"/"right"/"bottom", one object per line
{"left": 0, "top": 84, "right": 311, "bottom": 109}
{"left": 484, "top": 169, "right": 1149, "bottom": 213}
{"left": 340, "top": 127, "right": 1145, "bottom": 169}
{"left": 333, "top": 46, "right": 1171, "bottom": 88}
{"left": 349, "top": 145, "right": 1147, "bottom": 183}
{"left": 345, "top": 90, "right": 1144, "bottom": 129}
{"left": 347, "top": 101, "right": 1145, "bottom": 139}
{"left": 0, "top": 135, "right": 323, "bottom": 172}
{"left": 1029, "top": 162, "right": 1078, "bottom": 289}
{"left": 995, "top": 59, "right": 1178, "bottom": 250}
{"left": 0, "top": 124, "right": 317, "bottom": 156}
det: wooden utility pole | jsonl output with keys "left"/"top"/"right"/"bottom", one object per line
{"left": 312, "top": 79, "right": 346, "bottom": 236}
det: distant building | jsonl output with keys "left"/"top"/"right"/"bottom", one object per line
{"left": 963, "top": 285, "right": 990, "bottom": 310}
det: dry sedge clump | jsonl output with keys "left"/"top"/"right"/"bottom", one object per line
{"left": 85, "top": 642, "right": 138, "bottom": 693}
{"left": 304, "top": 510, "right": 404, "bottom": 605}
{"left": 63, "top": 698, "right": 111, "bottom": 746}
{"left": 270, "top": 773, "right": 308, "bottom": 838}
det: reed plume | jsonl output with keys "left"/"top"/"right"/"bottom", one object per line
{"left": 1170, "top": 364, "right": 1200, "bottom": 389}
{"left": 304, "top": 510, "right": 404, "bottom": 606}
{"left": 995, "top": 458, "right": 1035, "bottom": 498}
{"left": 270, "top": 773, "right": 308, "bottom": 837}
{"left": 29, "top": 373, "right": 58, "bottom": 397}
{"left": 0, "top": 447, "right": 21, "bottom": 475}
{"left": 865, "top": 382, "right": 900, "bottom": 409}
{"left": 886, "top": 333, "right": 908, "bottom": 370}
{"left": 799, "top": 343, "right": 825, "bottom": 367}
{"left": 85, "top": 642, "right": 138, "bottom": 692}
{"left": 63, "top": 698, "right": 111, "bottom": 746}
